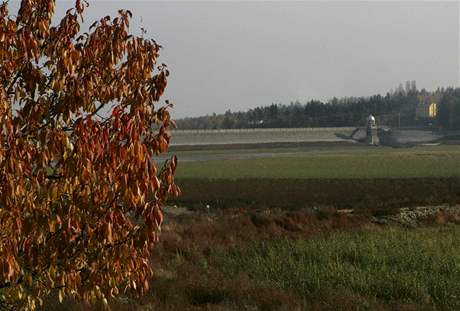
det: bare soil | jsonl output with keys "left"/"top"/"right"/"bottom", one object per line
{"left": 173, "top": 178, "right": 460, "bottom": 211}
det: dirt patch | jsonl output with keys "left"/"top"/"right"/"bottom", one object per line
{"left": 169, "top": 140, "right": 357, "bottom": 152}
{"left": 174, "top": 178, "right": 460, "bottom": 210}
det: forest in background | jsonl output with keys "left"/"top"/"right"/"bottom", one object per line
{"left": 176, "top": 84, "right": 460, "bottom": 131}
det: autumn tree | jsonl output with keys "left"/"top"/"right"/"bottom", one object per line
{"left": 0, "top": 0, "right": 180, "bottom": 309}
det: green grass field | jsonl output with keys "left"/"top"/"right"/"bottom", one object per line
{"left": 175, "top": 145, "right": 460, "bottom": 179}
{"left": 217, "top": 225, "right": 460, "bottom": 308}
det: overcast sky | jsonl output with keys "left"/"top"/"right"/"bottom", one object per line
{"left": 8, "top": 1, "right": 460, "bottom": 118}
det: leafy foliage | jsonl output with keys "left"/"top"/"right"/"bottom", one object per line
{"left": 0, "top": 1, "right": 180, "bottom": 309}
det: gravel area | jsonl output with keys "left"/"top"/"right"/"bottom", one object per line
{"left": 372, "top": 205, "right": 460, "bottom": 227}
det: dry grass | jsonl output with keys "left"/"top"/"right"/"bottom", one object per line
{"left": 42, "top": 208, "right": 367, "bottom": 310}
{"left": 41, "top": 207, "right": 456, "bottom": 311}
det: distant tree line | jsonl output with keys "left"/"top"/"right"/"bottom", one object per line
{"left": 437, "top": 88, "right": 460, "bottom": 130}
{"left": 176, "top": 85, "right": 460, "bottom": 131}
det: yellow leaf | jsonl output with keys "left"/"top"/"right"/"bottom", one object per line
{"left": 49, "top": 220, "right": 56, "bottom": 233}
{"left": 26, "top": 273, "right": 33, "bottom": 286}
{"left": 107, "top": 222, "right": 113, "bottom": 244}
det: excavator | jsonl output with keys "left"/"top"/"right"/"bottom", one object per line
{"left": 335, "top": 114, "right": 442, "bottom": 147}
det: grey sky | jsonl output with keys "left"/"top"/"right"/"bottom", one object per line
{"left": 7, "top": 1, "right": 460, "bottom": 118}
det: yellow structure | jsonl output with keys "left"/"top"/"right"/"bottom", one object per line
{"left": 428, "top": 102, "right": 437, "bottom": 118}
{"left": 415, "top": 101, "right": 437, "bottom": 119}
